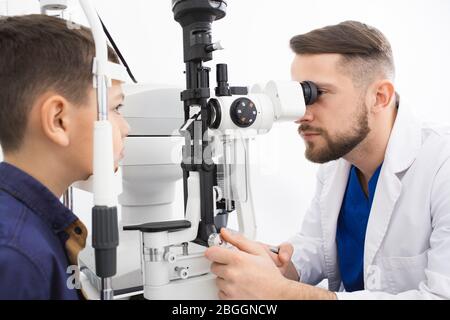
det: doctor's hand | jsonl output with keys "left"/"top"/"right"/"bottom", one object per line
{"left": 263, "top": 242, "right": 299, "bottom": 281}
{"left": 204, "top": 228, "right": 291, "bottom": 300}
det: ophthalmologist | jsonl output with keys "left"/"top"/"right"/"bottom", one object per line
{"left": 204, "top": 21, "right": 450, "bottom": 299}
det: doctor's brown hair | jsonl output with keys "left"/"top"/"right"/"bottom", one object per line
{"left": 290, "top": 20, "right": 399, "bottom": 107}
{"left": 0, "top": 14, "right": 119, "bottom": 153}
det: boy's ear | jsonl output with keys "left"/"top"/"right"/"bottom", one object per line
{"left": 40, "top": 94, "right": 71, "bottom": 147}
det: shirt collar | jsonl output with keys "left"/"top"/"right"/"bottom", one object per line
{"left": 349, "top": 162, "right": 383, "bottom": 202}
{"left": 384, "top": 104, "right": 422, "bottom": 174}
{"left": 0, "top": 161, "right": 78, "bottom": 233}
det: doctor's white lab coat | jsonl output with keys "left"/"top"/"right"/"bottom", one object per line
{"left": 289, "top": 105, "right": 450, "bottom": 299}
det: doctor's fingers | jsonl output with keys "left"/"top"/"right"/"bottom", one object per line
{"left": 267, "top": 249, "right": 283, "bottom": 267}
{"left": 205, "top": 245, "right": 241, "bottom": 265}
{"left": 220, "top": 228, "right": 267, "bottom": 256}
{"left": 218, "top": 290, "right": 230, "bottom": 300}
{"left": 211, "top": 262, "right": 240, "bottom": 281}
{"left": 216, "top": 277, "right": 234, "bottom": 300}
{"left": 271, "top": 253, "right": 283, "bottom": 267}
{"left": 258, "top": 242, "right": 284, "bottom": 266}
{"left": 278, "top": 242, "right": 294, "bottom": 264}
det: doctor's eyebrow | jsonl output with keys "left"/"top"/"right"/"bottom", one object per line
{"left": 314, "top": 82, "right": 338, "bottom": 90}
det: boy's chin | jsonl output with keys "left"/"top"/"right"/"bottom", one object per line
{"left": 79, "top": 163, "right": 119, "bottom": 180}
{"left": 115, "top": 160, "right": 124, "bottom": 172}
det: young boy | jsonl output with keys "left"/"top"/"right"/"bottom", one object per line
{"left": 0, "top": 14, "right": 130, "bottom": 299}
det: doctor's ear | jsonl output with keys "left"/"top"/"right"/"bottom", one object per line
{"left": 368, "top": 79, "right": 396, "bottom": 114}
{"left": 39, "top": 93, "right": 71, "bottom": 147}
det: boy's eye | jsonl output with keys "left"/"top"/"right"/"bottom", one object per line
{"left": 114, "top": 104, "right": 124, "bottom": 114}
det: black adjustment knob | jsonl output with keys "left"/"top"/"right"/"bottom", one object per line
{"left": 215, "top": 64, "right": 231, "bottom": 96}
{"left": 230, "top": 98, "right": 257, "bottom": 128}
{"left": 217, "top": 63, "right": 228, "bottom": 82}
{"left": 301, "top": 81, "right": 319, "bottom": 105}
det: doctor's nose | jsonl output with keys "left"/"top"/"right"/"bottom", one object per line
{"left": 295, "top": 107, "right": 314, "bottom": 124}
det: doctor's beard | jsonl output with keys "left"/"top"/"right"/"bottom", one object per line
{"left": 299, "top": 102, "right": 370, "bottom": 164}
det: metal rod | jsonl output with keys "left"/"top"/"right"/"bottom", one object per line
{"left": 182, "top": 242, "right": 189, "bottom": 256}
{"left": 96, "top": 75, "right": 109, "bottom": 121}
{"left": 100, "top": 277, "right": 114, "bottom": 300}
{"left": 63, "top": 187, "right": 73, "bottom": 211}
{"left": 222, "top": 139, "right": 233, "bottom": 211}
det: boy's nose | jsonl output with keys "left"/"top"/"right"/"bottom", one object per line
{"left": 122, "top": 119, "right": 131, "bottom": 138}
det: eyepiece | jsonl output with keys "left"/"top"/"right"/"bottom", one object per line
{"left": 300, "top": 81, "right": 319, "bottom": 105}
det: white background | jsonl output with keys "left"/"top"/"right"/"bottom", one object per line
{"left": 1, "top": 0, "right": 450, "bottom": 245}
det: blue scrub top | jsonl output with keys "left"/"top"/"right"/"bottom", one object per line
{"left": 336, "top": 163, "right": 383, "bottom": 292}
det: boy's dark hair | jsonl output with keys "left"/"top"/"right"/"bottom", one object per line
{"left": 0, "top": 14, "right": 119, "bottom": 153}
{"left": 290, "top": 20, "right": 399, "bottom": 106}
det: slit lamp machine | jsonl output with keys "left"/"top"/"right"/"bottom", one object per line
{"left": 40, "top": 0, "right": 320, "bottom": 300}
